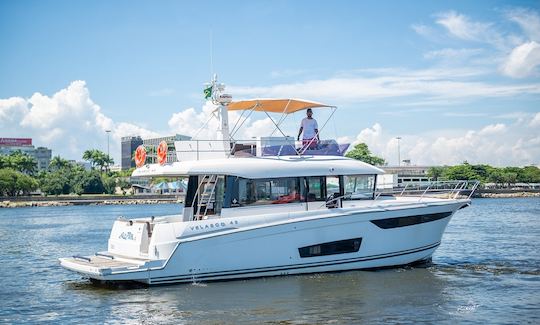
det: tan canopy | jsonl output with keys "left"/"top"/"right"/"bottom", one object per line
{"left": 227, "top": 98, "right": 333, "bottom": 114}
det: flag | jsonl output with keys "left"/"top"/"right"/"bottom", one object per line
{"left": 204, "top": 85, "right": 213, "bottom": 99}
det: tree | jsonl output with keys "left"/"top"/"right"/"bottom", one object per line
{"left": 345, "top": 143, "right": 386, "bottom": 166}
{"left": 83, "top": 149, "right": 114, "bottom": 173}
{"left": 0, "top": 168, "right": 38, "bottom": 196}
{"left": 443, "top": 163, "right": 480, "bottom": 181}
{"left": 49, "top": 156, "right": 71, "bottom": 171}
{"left": 75, "top": 170, "right": 106, "bottom": 194}
{"left": 40, "top": 171, "right": 71, "bottom": 195}
{"left": 0, "top": 151, "right": 37, "bottom": 175}
{"left": 427, "top": 166, "right": 447, "bottom": 181}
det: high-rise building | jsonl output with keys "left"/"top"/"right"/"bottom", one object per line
{"left": 0, "top": 138, "right": 52, "bottom": 171}
{"left": 34, "top": 147, "right": 52, "bottom": 171}
{"left": 121, "top": 136, "right": 143, "bottom": 170}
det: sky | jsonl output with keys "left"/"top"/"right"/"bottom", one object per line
{"left": 1, "top": 0, "right": 539, "bottom": 166}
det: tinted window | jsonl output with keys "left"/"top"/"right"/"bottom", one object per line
{"left": 299, "top": 238, "right": 362, "bottom": 258}
{"left": 238, "top": 177, "right": 302, "bottom": 206}
{"left": 306, "top": 176, "right": 325, "bottom": 201}
{"left": 370, "top": 212, "right": 452, "bottom": 229}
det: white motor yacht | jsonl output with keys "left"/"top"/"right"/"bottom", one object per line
{"left": 60, "top": 79, "right": 478, "bottom": 285}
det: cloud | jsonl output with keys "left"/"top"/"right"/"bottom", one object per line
{"left": 436, "top": 11, "right": 494, "bottom": 43}
{"left": 0, "top": 81, "right": 158, "bottom": 162}
{"left": 417, "top": 8, "right": 540, "bottom": 78}
{"left": 411, "top": 24, "right": 433, "bottom": 38}
{"left": 501, "top": 41, "right": 540, "bottom": 78}
{"left": 423, "top": 48, "right": 483, "bottom": 60}
{"left": 350, "top": 120, "right": 539, "bottom": 166}
{"left": 531, "top": 112, "right": 540, "bottom": 127}
{"left": 229, "top": 68, "right": 540, "bottom": 105}
{"left": 505, "top": 8, "right": 540, "bottom": 42}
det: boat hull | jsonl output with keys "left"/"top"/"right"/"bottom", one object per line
{"left": 60, "top": 201, "right": 462, "bottom": 285}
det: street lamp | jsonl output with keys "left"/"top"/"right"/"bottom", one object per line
{"left": 396, "top": 137, "right": 402, "bottom": 167}
{"left": 106, "top": 130, "right": 111, "bottom": 172}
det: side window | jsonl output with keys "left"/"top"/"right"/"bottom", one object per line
{"left": 343, "top": 175, "right": 375, "bottom": 200}
{"left": 238, "top": 178, "right": 302, "bottom": 206}
{"left": 306, "top": 176, "right": 325, "bottom": 201}
{"left": 326, "top": 176, "right": 341, "bottom": 197}
{"left": 299, "top": 238, "right": 362, "bottom": 258}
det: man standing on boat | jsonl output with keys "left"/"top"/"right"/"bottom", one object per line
{"left": 297, "top": 108, "right": 319, "bottom": 149}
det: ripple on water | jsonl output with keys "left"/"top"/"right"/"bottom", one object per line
{"left": 0, "top": 200, "right": 539, "bottom": 324}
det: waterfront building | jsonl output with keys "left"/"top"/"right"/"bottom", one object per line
{"left": 142, "top": 134, "right": 191, "bottom": 165}
{"left": 0, "top": 138, "right": 52, "bottom": 171}
{"left": 121, "top": 136, "right": 143, "bottom": 170}
{"left": 380, "top": 166, "right": 433, "bottom": 185}
{"left": 121, "top": 134, "right": 191, "bottom": 170}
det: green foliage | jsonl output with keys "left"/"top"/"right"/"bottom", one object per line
{"left": 0, "top": 168, "right": 39, "bottom": 196}
{"left": 427, "top": 163, "right": 540, "bottom": 187}
{"left": 345, "top": 143, "right": 386, "bottom": 166}
{"left": 83, "top": 149, "right": 114, "bottom": 173}
{"left": 101, "top": 175, "right": 117, "bottom": 194}
{"left": 0, "top": 151, "right": 37, "bottom": 175}
{"left": 427, "top": 166, "right": 446, "bottom": 180}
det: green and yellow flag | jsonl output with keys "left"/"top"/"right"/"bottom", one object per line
{"left": 204, "top": 85, "right": 213, "bottom": 99}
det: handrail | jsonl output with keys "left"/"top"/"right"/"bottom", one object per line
{"left": 374, "top": 180, "right": 480, "bottom": 202}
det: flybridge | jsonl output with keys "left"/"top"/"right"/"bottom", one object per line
{"left": 173, "top": 76, "right": 349, "bottom": 162}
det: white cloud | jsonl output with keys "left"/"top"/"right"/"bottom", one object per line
{"left": 530, "top": 112, "right": 540, "bottom": 127}
{"left": 229, "top": 69, "right": 540, "bottom": 104}
{"left": 349, "top": 121, "right": 539, "bottom": 166}
{"left": 436, "top": 11, "right": 494, "bottom": 43}
{"left": 478, "top": 123, "right": 507, "bottom": 135}
{"left": 505, "top": 8, "right": 540, "bottom": 42}
{"left": 501, "top": 41, "right": 540, "bottom": 78}
{"left": 0, "top": 81, "right": 158, "bottom": 162}
{"left": 423, "top": 48, "right": 483, "bottom": 60}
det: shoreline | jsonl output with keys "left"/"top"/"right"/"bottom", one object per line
{"left": 1, "top": 191, "right": 538, "bottom": 208}
{"left": 0, "top": 194, "right": 184, "bottom": 208}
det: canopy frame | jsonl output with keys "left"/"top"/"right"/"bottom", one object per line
{"left": 228, "top": 99, "right": 338, "bottom": 156}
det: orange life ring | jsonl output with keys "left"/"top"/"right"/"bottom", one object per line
{"left": 134, "top": 145, "right": 147, "bottom": 168}
{"left": 157, "top": 141, "right": 168, "bottom": 165}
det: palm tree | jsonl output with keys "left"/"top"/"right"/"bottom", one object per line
{"left": 83, "top": 149, "right": 113, "bottom": 173}
{"left": 49, "top": 156, "right": 71, "bottom": 171}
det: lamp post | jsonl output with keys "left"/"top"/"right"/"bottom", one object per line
{"left": 106, "top": 130, "right": 111, "bottom": 172}
{"left": 396, "top": 137, "right": 401, "bottom": 167}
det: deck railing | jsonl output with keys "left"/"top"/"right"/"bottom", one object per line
{"left": 173, "top": 138, "right": 349, "bottom": 160}
{"left": 374, "top": 180, "right": 480, "bottom": 201}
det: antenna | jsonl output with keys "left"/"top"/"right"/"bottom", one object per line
{"left": 209, "top": 30, "right": 214, "bottom": 78}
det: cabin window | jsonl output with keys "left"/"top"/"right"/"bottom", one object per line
{"left": 238, "top": 177, "right": 303, "bottom": 206}
{"left": 306, "top": 176, "right": 325, "bottom": 201}
{"left": 326, "top": 176, "right": 341, "bottom": 197}
{"left": 343, "top": 175, "right": 376, "bottom": 200}
{"left": 298, "top": 238, "right": 362, "bottom": 258}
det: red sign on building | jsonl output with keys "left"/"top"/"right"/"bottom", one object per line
{"left": 0, "top": 138, "right": 33, "bottom": 146}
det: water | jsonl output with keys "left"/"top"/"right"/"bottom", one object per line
{"left": 0, "top": 199, "right": 538, "bottom": 324}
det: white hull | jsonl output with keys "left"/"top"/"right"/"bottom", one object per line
{"left": 60, "top": 199, "right": 465, "bottom": 285}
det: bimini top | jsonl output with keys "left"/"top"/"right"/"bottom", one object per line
{"left": 132, "top": 155, "right": 384, "bottom": 179}
{"left": 227, "top": 98, "right": 333, "bottom": 114}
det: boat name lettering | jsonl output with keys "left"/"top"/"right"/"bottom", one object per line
{"left": 190, "top": 220, "right": 239, "bottom": 231}
{"left": 119, "top": 232, "right": 136, "bottom": 241}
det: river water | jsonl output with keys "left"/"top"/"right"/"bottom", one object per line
{"left": 0, "top": 198, "right": 538, "bottom": 324}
